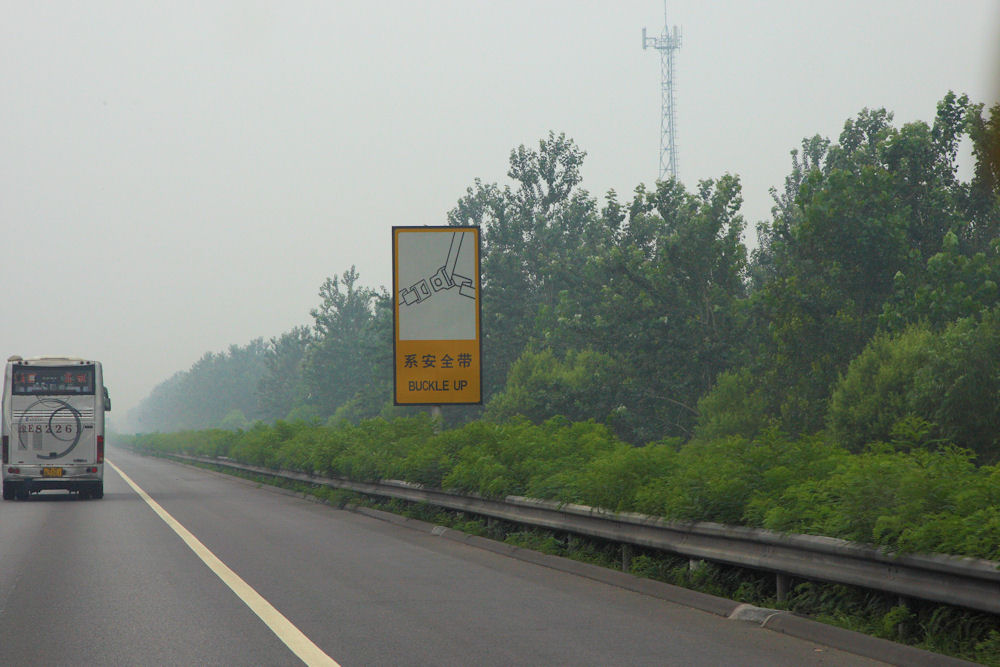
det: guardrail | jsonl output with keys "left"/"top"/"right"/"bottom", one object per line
{"left": 167, "top": 453, "right": 1000, "bottom": 616}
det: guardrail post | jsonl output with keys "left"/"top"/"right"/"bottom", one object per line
{"left": 621, "top": 544, "right": 633, "bottom": 572}
{"left": 776, "top": 573, "right": 789, "bottom": 603}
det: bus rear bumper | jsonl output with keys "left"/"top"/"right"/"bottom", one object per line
{"left": 3, "top": 465, "right": 103, "bottom": 496}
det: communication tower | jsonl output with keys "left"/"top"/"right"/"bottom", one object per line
{"left": 643, "top": 5, "right": 682, "bottom": 182}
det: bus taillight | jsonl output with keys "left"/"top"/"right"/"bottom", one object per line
{"left": 1, "top": 435, "right": 7, "bottom": 464}
{"left": 97, "top": 435, "right": 104, "bottom": 463}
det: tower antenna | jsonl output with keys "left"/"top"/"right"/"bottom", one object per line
{"left": 643, "top": 2, "right": 682, "bottom": 182}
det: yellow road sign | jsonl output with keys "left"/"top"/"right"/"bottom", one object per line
{"left": 393, "top": 227, "right": 481, "bottom": 405}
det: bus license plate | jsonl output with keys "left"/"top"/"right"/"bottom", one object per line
{"left": 42, "top": 467, "right": 63, "bottom": 477}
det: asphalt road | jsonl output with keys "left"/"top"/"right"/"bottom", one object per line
{"left": 0, "top": 447, "right": 884, "bottom": 666}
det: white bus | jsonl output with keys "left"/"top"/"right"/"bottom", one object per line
{"left": 2, "top": 356, "right": 110, "bottom": 500}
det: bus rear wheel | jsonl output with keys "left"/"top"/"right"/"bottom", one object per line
{"left": 2, "top": 483, "right": 13, "bottom": 501}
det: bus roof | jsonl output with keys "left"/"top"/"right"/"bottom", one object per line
{"left": 10, "top": 356, "right": 97, "bottom": 365}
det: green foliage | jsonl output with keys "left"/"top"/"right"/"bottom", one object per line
{"left": 976, "top": 631, "right": 1000, "bottom": 667}
{"left": 549, "top": 175, "right": 749, "bottom": 443}
{"left": 220, "top": 409, "right": 250, "bottom": 432}
{"left": 441, "top": 418, "right": 622, "bottom": 499}
{"left": 829, "top": 309, "right": 1000, "bottom": 463}
{"left": 128, "top": 340, "right": 270, "bottom": 432}
{"left": 125, "top": 411, "right": 1000, "bottom": 563}
{"left": 965, "top": 99, "right": 1000, "bottom": 249}
{"left": 131, "top": 95, "right": 999, "bottom": 455}
{"left": 302, "top": 267, "right": 382, "bottom": 417}
{"left": 747, "top": 94, "right": 996, "bottom": 435}
{"left": 124, "top": 428, "right": 240, "bottom": 459}
{"left": 827, "top": 326, "right": 936, "bottom": 452}
{"left": 568, "top": 440, "right": 678, "bottom": 512}
{"left": 286, "top": 404, "right": 322, "bottom": 424}
{"left": 779, "top": 580, "right": 1000, "bottom": 663}
{"left": 448, "top": 132, "right": 595, "bottom": 401}
{"left": 881, "top": 231, "right": 1000, "bottom": 332}
{"left": 255, "top": 326, "right": 313, "bottom": 423}
{"left": 761, "top": 444, "right": 1000, "bottom": 559}
{"left": 449, "top": 137, "right": 748, "bottom": 443}
{"left": 693, "top": 368, "right": 771, "bottom": 441}
{"left": 635, "top": 430, "right": 846, "bottom": 526}
{"left": 911, "top": 308, "right": 1000, "bottom": 463}
{"left": 484, "top": 348, "right": 624, "bottom": 427}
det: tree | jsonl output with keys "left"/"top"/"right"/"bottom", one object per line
{"left": 548, "top": 175, "right": 749, "bottom": 442}
{"left": 911, "top": 308, "right": 1000, "bottom": 464}
{"left": 827, "top": 310, "right": 1000, "bottom": 464}
{"left": 300, "top": 267, "right": 379, "bottom": 417}
{"left": 964, "top": 99, "right": 1000, "bottom": 249}
{"left": 826, "top": 326, "right": 937, "bottom": 452}
{"left": 880, "top": 231, "right": 1000, "bottom": 332}
{"left": 126, "top": 339, "right": 269, "bottom": 431}
{"left": 744, "top": 96, "right": 983, "bottom": 433}
{"left": 331, "top": 289, "right": 408, "bottom": 424}
{"left": 484, "top": 348, "right": 625, "bottom": 426}
{"left": 447, "top": 132, "right": 600, "bottom": 400}
{"left": 256, "top": 326, "right": 313, "bottom": 422}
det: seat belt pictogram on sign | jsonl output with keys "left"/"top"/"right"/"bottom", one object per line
{"left": 398, "top": 231, "right": 476, "bottom": 306}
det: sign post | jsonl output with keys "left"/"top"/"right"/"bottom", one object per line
{"left": 393, "top": 226, "right": 482, "bottom": 406}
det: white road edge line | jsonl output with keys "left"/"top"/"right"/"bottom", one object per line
{"left": 108, "top": 459, "right": 340, "bottom": 667}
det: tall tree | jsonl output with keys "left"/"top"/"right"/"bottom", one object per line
{"left": 256, "top": 326, "right": 313, "bottom": 421}
{"left": 743, "top": 94, "right": 995, "bottom": 433}
{"left": 447, "top": 132, "right": 600, "bottom": 400}
{"left": 301, "top": 266, "right": 379, "bottom": 417}
{"left": 964, "top": 98, "right": 1000, "bottom": 251}
{"left": 126, "top": 339, "right": 269, "bottom": 431}
{"left": 546, "top": 176, "right": 748, "bottom": 442}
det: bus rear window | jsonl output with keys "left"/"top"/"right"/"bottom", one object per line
{"left": 12, "top": 366, "right": 95, "bottom": 395}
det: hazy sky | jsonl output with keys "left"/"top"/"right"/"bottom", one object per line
{"left": 3, "top": 1, "right": 998, "bottom": 423}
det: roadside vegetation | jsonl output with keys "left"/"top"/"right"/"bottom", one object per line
{"left": 126, "top": 414, "right": 1000, "bottom": 561}
{"left": 122, "top": 93, "right": 1000, "bottom": 663}
{"left": 123, "top": 416, "right": 1000, "bottom": 663}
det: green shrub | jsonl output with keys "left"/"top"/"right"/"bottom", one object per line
{"left": 827, "top": 326, "right": 936, "bottom": 452}
{"left": 694, "top": 368, "right": 771, "bottom": 440}
{"left": 484, "top": 348, "right": 624, "bottom": 427}
{"left": 830, "top": 308, "right": 1000, "bottom": 463}
{"left": 911, "top": 308, "right": 1000, "bottom": 464}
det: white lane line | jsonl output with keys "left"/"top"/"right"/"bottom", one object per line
{"left": 108, "top": 460, "right": 340, "bottom": 667}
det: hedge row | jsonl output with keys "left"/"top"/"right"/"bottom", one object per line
{"left": 122, "top": 414, "right": 1000, "bottom": 561}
